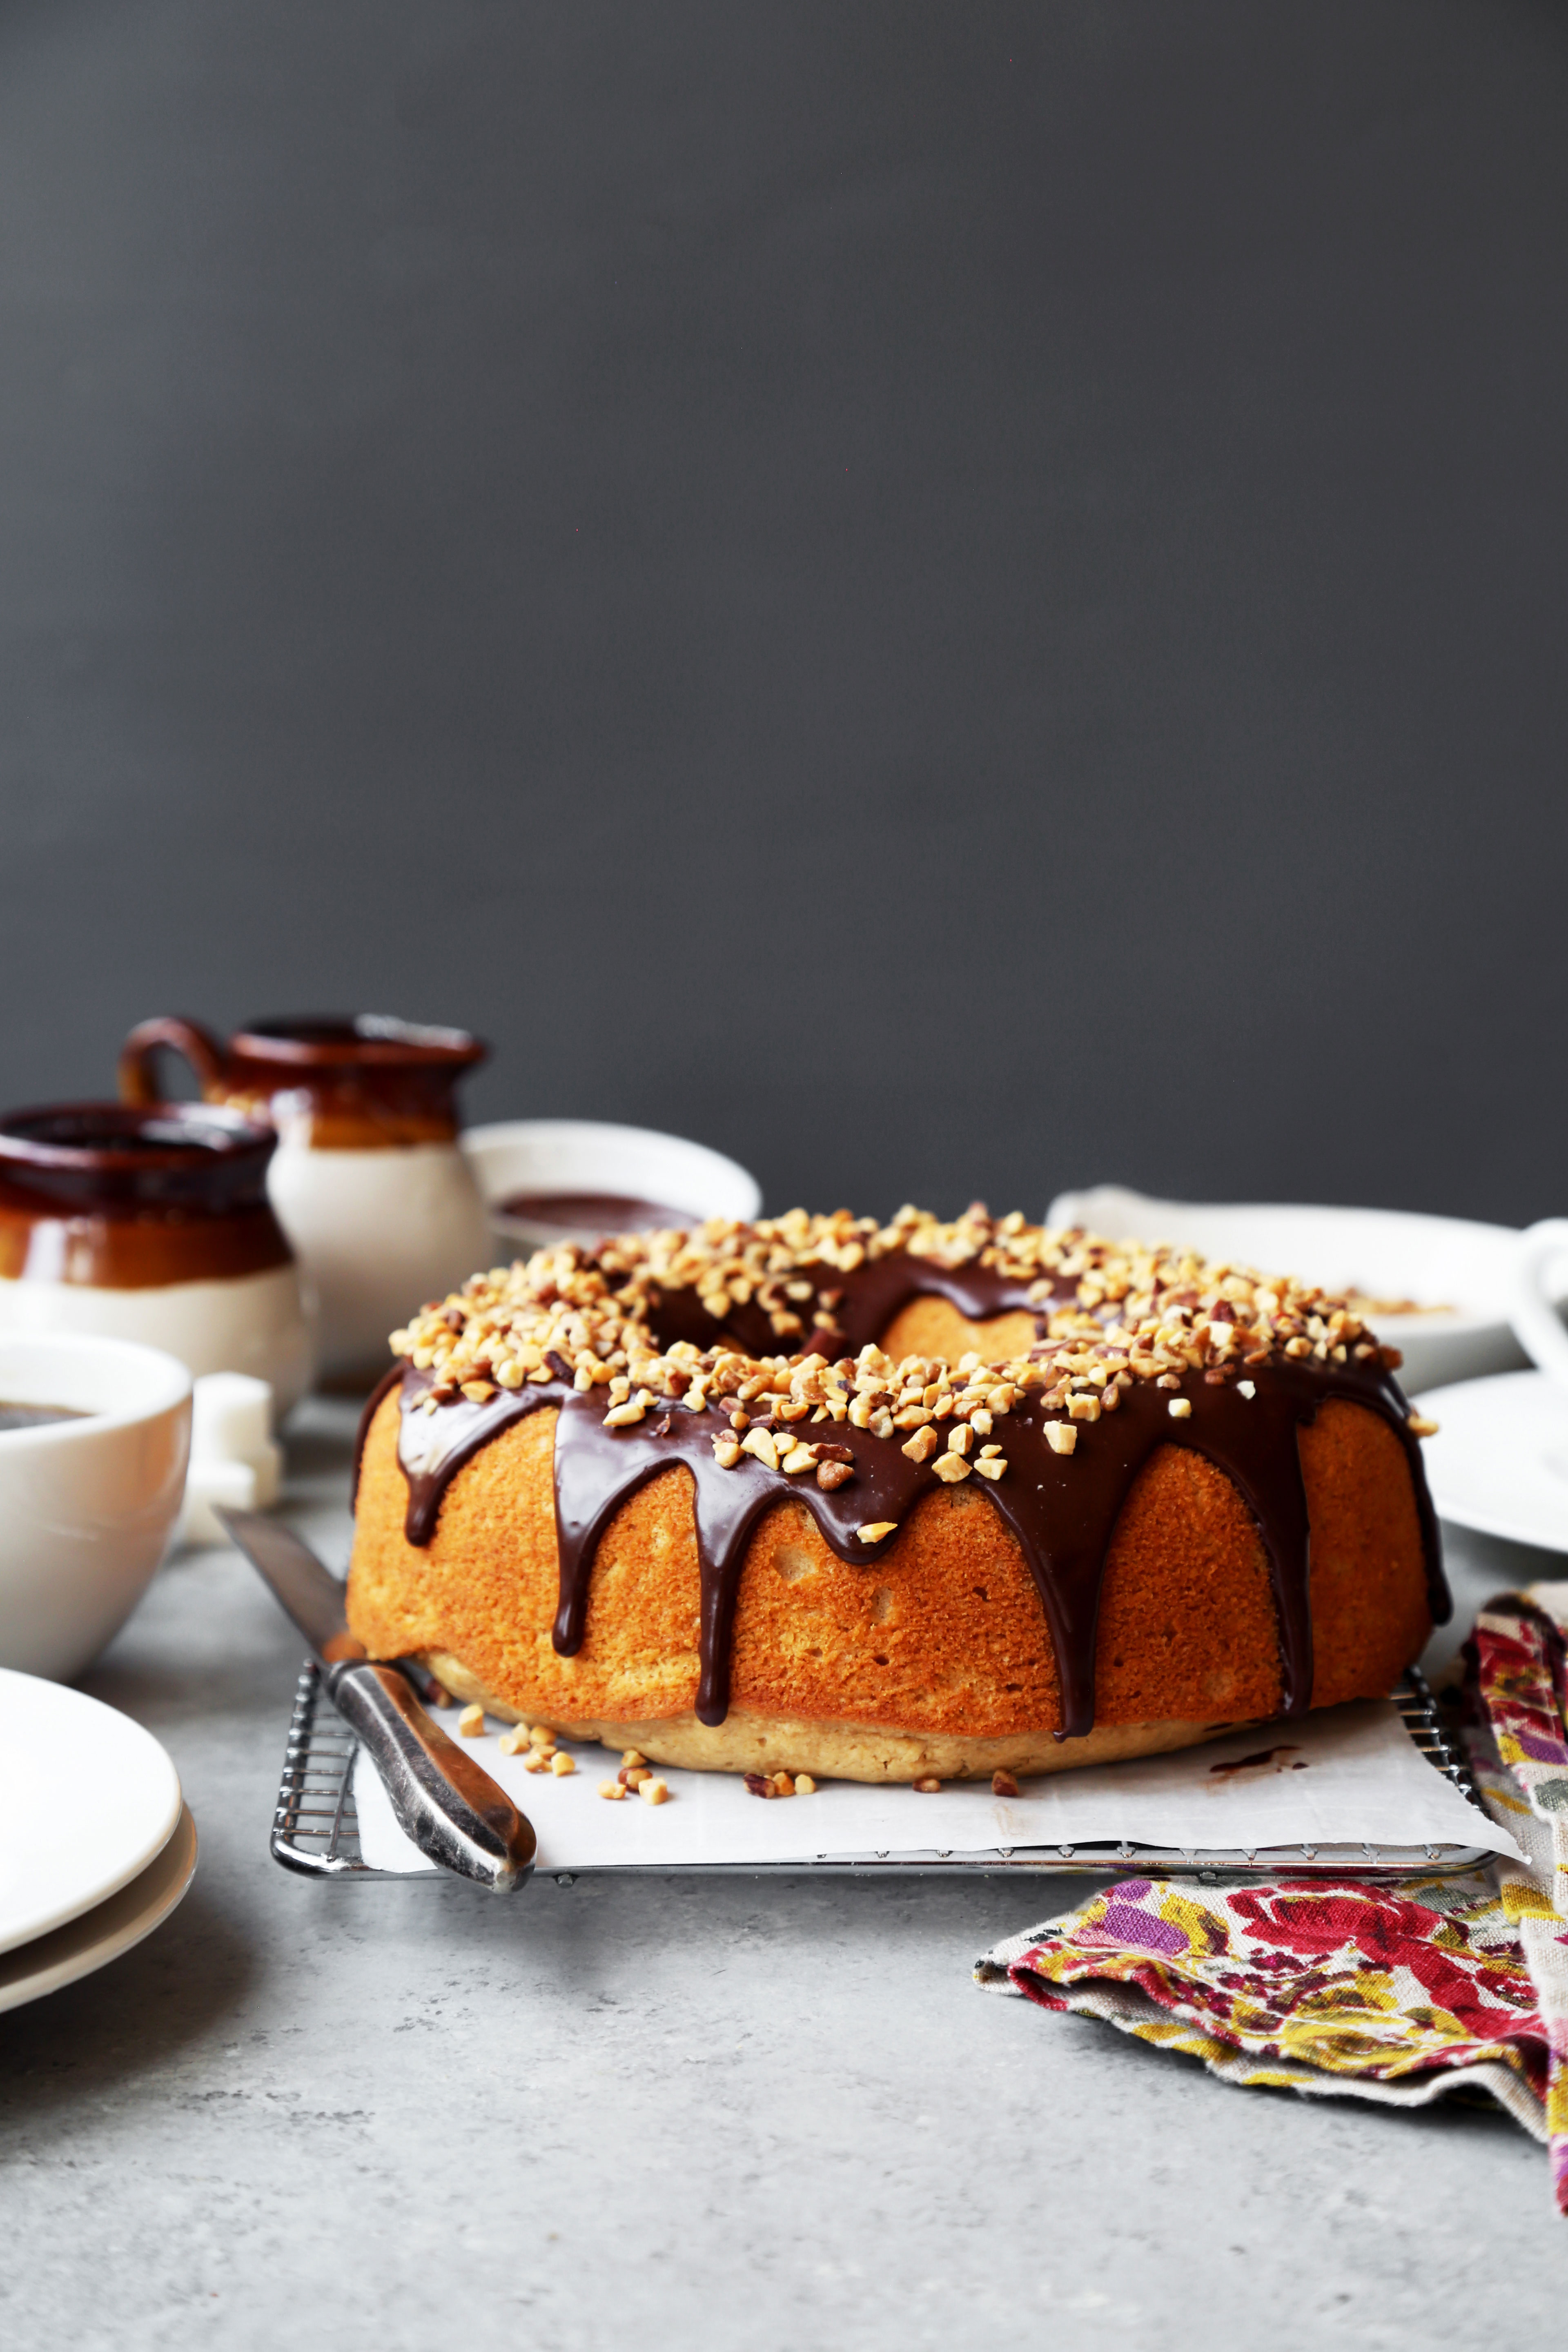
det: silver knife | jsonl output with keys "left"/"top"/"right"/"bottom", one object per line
{"left": 218, "top": 1508, "right": 535, "bottom": 1893}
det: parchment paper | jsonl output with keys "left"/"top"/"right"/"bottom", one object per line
{"left": 350, "top": 1696, "right": 1518, "bottom": 1874}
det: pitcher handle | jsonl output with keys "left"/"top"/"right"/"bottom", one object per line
{"left": 1510, "top": 1218, "right": 1568, "bottom": 1392}
{"left": 119, "top": 1016, "right": 230, "bottom": 1107}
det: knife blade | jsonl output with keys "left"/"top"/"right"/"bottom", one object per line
{"left": 218, "top": 1508, "right": 535, "bottom": 1893}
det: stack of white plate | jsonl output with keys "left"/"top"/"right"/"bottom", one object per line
{"left": 0, "top": 1670, "right": 196, "bottom": 2015}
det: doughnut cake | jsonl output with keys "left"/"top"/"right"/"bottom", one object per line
{"left": 346, "top": 1206, "right": 1447, "bottom": 1783}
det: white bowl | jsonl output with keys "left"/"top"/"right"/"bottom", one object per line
{"left": 462, "top": 1119, "right": 762, "bottom": 1256}
{"left": 1047, "top": 1185, "right": 1529, "bottom": 1395}
{"left": 0, "top": 1333, "right": 192, "bottom": 1680}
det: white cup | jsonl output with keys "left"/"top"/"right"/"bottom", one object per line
{"left": 0, "top": 1333, "right": 192, "bottom": 1680}
{"left": 1509, "top": 1219, "right": 1568, "bottom": 1390}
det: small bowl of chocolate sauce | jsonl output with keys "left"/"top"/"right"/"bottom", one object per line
{"left": 462, "top": 1120, "right": 762, "bottom": 1255}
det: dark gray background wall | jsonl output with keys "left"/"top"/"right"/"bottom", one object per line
{"left": 1, "top": 0, "right": 1564, "bottom": 1225}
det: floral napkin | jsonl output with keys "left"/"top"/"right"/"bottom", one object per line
{"left": 976, "top": 1584, "right": 1568, "bottom": 2214}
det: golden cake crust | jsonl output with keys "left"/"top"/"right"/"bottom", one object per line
{"left": 347, "top": 1388, "right": 1432, "bottom": 1781}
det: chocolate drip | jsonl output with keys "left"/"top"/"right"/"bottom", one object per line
{"left": 984, "top": 1376, "right": 1320, "bottom": 1734}
{"left": 548, "top": 1388, "right": 949, "bottom": 1724}
{"left": 375, "top": 1343, "right": 1446, "bottom": 1740}
{"left": 392, "top": 1373, "right": 557, "bottom": 1546}
{"left": 352, "top": 1361, "right": 407, "bottom": 1503}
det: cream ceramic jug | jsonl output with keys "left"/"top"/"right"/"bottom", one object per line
{"left": 120, "top": 1014, "right": 492, "bottom": 1388}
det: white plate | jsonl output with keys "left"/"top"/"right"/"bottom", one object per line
{"left": 0, "top": 1803, "right": 196, "bottom": 2014}
{"left": 1414, "top": 1369, "right": 1568, "bottom": 1554}
{"left": 1049, "top": 1185, "right": 1530, "bottom": 1394}
{"left": 0, "top": 1669, "right": 183, "bottom": 1955}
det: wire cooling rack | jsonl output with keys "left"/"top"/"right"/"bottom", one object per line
{"left": 271, "top": 1664, "right": 1494, "bottom": 1885}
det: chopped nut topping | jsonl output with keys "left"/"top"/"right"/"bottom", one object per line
{"left": 912, "top": 1775, "right": 943, "bottom": 1793}
{"left": 549, "top": 1751, "right": 575, "bottom": 1776}
{"left": 857, "top": 1521, "right": 899, "bottom": 1544}
{"left": 621, "top": 1748, "right": 647, "bottom": 1767}
{"left": 973, "top": 1456, "right": 1007, "bottom": 1481}
{"left": 794, "top": 1773, "right": 818, "bottom": 1794}
{"left": 388, "top": 1209, "right": 1389, "bottom": 1501}
{"left": 640, "top": 1777, "right": 670, "bottom": 1804}
{"left": 1407, "top": 1414, "right": 1439, "bottom": 1439}
{"left": 991, "top": 1769, "right": 1020, "bottom": 1798}
{"left": 599, "top": 1780, "right": 626, "bottom": 1800}
{"left": 457, "top": 1704, "right": 486, "bottom": 1738}
{"left": 497, "top": 1726, "right": 530, "bottom": 1756}
{"left": 1168, "top": 1397, "right": 1192, "bottom": 1420}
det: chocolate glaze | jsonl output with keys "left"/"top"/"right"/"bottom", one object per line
{"left": 353, "top": 1360, "right": 409, "bottom": 1499}
{"left": 368, "top": 1251, "right": 1448, "bottom": 1740}
{"left": 643, "top": 1243, "right": 1065, "bottom": 1362}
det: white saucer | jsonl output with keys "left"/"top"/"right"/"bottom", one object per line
{"left": 0, "top": 1669, "right": 183, "bottom": 1955}
{"left": 0, "top": 1802, "right": 197, "bottom": 2014}
{"left": 1414, "top": 1370, "right": 1568, "bottom": 1553}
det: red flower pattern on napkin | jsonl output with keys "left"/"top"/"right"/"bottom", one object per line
{"left": 977, "top": 1582, "right": 1568, "bottom": 2215}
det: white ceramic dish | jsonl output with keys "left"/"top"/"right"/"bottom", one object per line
{"left": 268, "top": 1137, "right": 490, "bottom": 1386}
{"left": 0, "top": 1333, "right": 192, "bottom": 1679}
{"left": 463, "top": 1119, "right": 762, "bottom": 1255}
{"left": 1049, "top": 1185, "right": 1529, "bottom": 1395}
{"left": 0, "top": 1802, "right": 196, "bottom": 2014}
{"left": 0, "top": 1260, "right": 312, "bottom": 1419}
{"left": 1412, "top": 1370, "right": 1568, "bottom": 1555}
{"left": 0, "top": 1669, "right": 184, "bottom": 1953}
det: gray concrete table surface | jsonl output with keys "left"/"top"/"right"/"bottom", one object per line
{"left": 2, "top": 1402, "right": 1563, "bottom": 2349}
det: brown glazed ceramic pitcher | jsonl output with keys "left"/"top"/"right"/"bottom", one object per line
{"left": 0, "top": 1102, "right": 313, "bottom": 1412}
{"left": 120, "top": 1016, "right": 492, "bottom": 1386}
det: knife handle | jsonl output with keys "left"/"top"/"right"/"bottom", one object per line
{"left": 328, "top": 1662, "right": 536, "bottom": 1892}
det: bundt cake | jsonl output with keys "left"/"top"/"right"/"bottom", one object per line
{"left": 345, "top": 1206, "right": 1446, "bottom": 1783}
